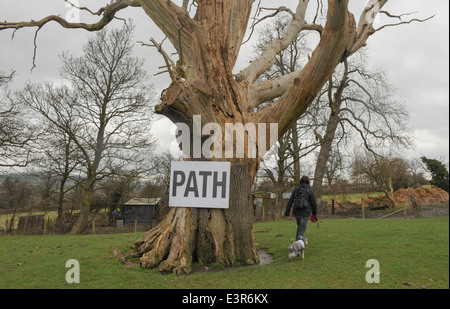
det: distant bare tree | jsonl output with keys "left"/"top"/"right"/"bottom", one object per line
{"left": 407, "top": 158, "right": 428, "bottom": 188}
{"left": 100, "top": 172, "right": 140, "bottom": 213}
{"left": 253, "top": 17, "right": 413, "bottom": 201}
{"left": 312, "top": 53, "right": 413, "bottom": 197}
{"left": 2, "top": 176, "right": 33, "bottom": 232}
{"left": 0, "top": 71, "right": 36, "bottom": 168}
{"left": 34, "top": 171, "right": 57, "bottom": 212}
{"left": 322, "top": 149, "right": 347, "bottom": 188}
{"left": 140, "top": 152, "right": 180, "bottom": 221}
{"left": 36, "top": 103, "right": 83, "bottom": 228}
{"left": 18, "top": 24, "right": 156, "bottom": 234}
{"left": 254, "top": 14, "right": 321, "bottom": 195}
{"left": 352, "top": 151, "right": 410, "bottom": 207}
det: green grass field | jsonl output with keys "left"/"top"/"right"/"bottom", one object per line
{"left": 0, "top": 217, "right": 448, "bottom": 289}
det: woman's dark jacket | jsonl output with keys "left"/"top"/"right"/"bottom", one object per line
{"left": 284, "top": 183, "right": 318, "bottom": 218}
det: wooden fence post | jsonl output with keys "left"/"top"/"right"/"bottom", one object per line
{"left": 362, "top": 198, "right": 365, "bottom": 219}
{"left": 43, "top": 217, "right": 48, "bottom": 235}
{"left": 411, "top": 196, "right": 421, "bottom": 218}
{"left": 262, "top": 203, "right": 265, "bottom": 222}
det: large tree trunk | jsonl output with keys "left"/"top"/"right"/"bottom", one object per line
{"left": 291, "top": 126, "right": 301, "bottom": 184}
{"left": 70, "top": 176, "right": 96, "bottom": 234}
{"left": 135, "top": 161, "right": 259, "bottom": 275}
{"left": 312, "top": 60, "right": 349, "bottom": 197}
{"left": 56, "top": 175, "right": 68, "bottom": 231}
{"left": 312, "top": 112, "right": 341, "bottom": 198}
{"left": 133, "top": 15, "right": 264, "bottom": 272}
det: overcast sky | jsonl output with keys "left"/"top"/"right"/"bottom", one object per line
{"left": 1, "top": 0, "right": 449, "bottom": 165}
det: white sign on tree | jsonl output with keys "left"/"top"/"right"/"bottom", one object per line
{"left": 169, "top": 161, "right": 231, "bottom": 209}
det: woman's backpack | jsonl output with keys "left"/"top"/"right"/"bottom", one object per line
{"left": 294, "top": 186, "right": 310, "bottom": 211}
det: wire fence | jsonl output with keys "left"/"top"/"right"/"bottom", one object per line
{"left": 253, "top": 196, "right": 449, "bottom": 221}
{"left": 419, "top": 198, "right": 449, "bottom": 218}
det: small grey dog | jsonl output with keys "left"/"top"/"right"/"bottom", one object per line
{"left": 288, "top": 236, "right": 308, "bottom": 261}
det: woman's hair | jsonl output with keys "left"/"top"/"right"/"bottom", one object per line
{"left": 300, "top": 176, "right": 310, "bottom": 185}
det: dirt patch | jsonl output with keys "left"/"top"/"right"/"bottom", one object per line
{"left": 257, "top": 250, "right": 274, "bottom": 265}
{"left": 189, "top": 250, "right": 274, "bottom": 274}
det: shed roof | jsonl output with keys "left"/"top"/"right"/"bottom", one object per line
{"left": 253, "top": 191, "right": 276, "bottom": 199}
{"left": 124, "top": 198, "right": 161, "bottom": 206}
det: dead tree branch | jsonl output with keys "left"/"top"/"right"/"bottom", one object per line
{"left": 138, "top": 37, "right": 177, "bottom": 81}
{"left": 1, "top": 0, "right": 140, "bottom": 69}
{"left": 374, "top": 13, "right": 435, "bottom": 32}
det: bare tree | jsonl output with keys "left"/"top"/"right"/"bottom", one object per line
{"left": 1, "top": 0, "right": 431, "bottom": 274}
{"left": 352, "top": 151, "right": 410, "bottom": 207}
{"left": 34, "top": 108, "right": 82, "bottom": 229}
{"left": 253, "top": 13, "right": 320, "bottom": 190}
{"left": 2, "top": 175, "right": 33, "bottom": 232}
{"left": 100, "top": 172, "right": 140, "bottom": 213}
{"left": 311, "top": 53, "right": 413, "bottom": 197}
{"left": 253, "top": 16, "right": 413, "bottom": 201}
{"left": 259, "top": 134, "right": 295, "bottom": 211}
{"left": 34, "top": 171, "right": 57, "bottom": 213}
{"left": 18, "top": 24, "right": 156, "bottom": 234}
{"left": 407, "top": 158, "right": 428, "bottom": 189}
{"left": 323, "top": 149, "right": 347, "bottom": 188}
{"left": 0, "top": 71, "right": 36, "bottom": 168}
{"left": 140, "top": 152, "right": 181, "bottom": 221}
